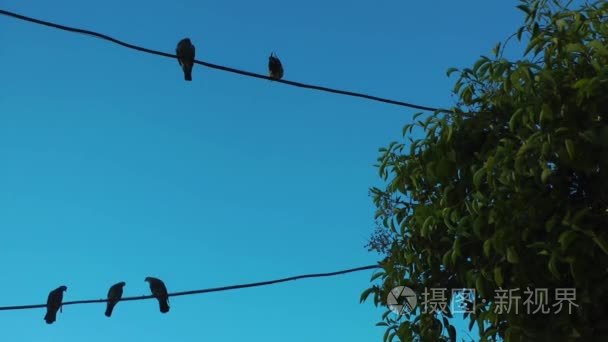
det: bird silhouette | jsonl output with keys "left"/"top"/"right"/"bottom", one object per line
{"left": 105, "top": 282, "right": 126, "bottom": 317}
{"left": 44, "top": 285, "right": 67, "bottom": 324}
{"left": 176, "top": 38, "right": 196, "bottom": 81}
{"left": 268, "top": 52, "right": 284, "bottom": 80}
{"left": 145, "top": 277, "right": 170, "bottom": 313}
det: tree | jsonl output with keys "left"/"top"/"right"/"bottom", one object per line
{"left": 361, "top": 0, "right": 608, "bottom": 340}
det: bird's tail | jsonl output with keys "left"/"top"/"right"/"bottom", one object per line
{"left": 184, "top": 70, "right": 192, "bottom": 81}
{"left": 44, "top": 311, "right": 56, "bottom": 324}
{"left": 159, "top": 299, "right": 170, "bottom": 313}
{"left": 105, "top": 302, "right": 116, "bottom": 317}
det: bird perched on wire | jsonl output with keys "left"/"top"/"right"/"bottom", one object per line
{"left": 44, "top": 285, "right": 67, "bottom": 324}
{"left": 268, "top": 52, "right": 284, "bottom": 80}
{"left": 145, "top": 277, "right": 170, "bottom": 313}
{"left": 176, "top": 38, "right": 196, "bottom": 81}
{"left": 105, "top": 281, "right": 126, "bottom": 317}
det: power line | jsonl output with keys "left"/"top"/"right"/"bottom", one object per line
{"left": 0, "top": 9, "right": 449, "bottom": 113}
{"left": 0, "top": 264, "right": 379, "bottom": 311}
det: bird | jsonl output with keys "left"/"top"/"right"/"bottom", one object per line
{"left": 268, "top": 52, "right": 284, "bottom": 80}
{"left": 44, "top": 285, "right": 67, "bottom": 324}
{"left": 144, "top": 277, "right": 170, "bottom": 313}
{"left": 176, "top": 38, "right": 196, "bottom": 81}
{"left": 105, "top": 282, "right": 126, "bottom": 317}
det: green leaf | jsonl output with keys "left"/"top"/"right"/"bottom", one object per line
{"left": 453, "top": 79, "right": 463, "bottom": 94}
{"left": 448, "top": 325, "right": 457, "bottom": 342}
{"left": 483, "top": 240, "right": 492, "bottom": 257}
{"left": 494, "top": 267, "right": 504, "bottom": 286}
{"left": 483, "top": 327, "right": 498, "bottom": 339}
{"left": 516, "top": 4, "right": 530, "bottom": 14}
{"left": 509, "top": 109, "right": 523, "bottom": 132}
{"left": 370, "top": 271, "right": 385, "bottom": 281}
{"left": 546, "top": 216, "right": 558, "bottom": 232}
{"left": 589, "top": 40, "right": 608, "bottom": 55}
{"left": 452, "top": 239, "right": 462, "bottom": 264}
{"left": 462, "top": 85, "right": 474, "bottom": 103}
{"left": 473, "top": 167, "right": 486, "bottom": 189}
{"left": 473, "top": 58, "right": 488, "bottom": 73}
{"left": 443, "top": 250, "right": 453, "bottom": 266}
{"left": 541, "top": 141, "right": 550, "bottom": 155}
{"left": 492, "top": 42, "right": 501, "bottom": 57}
{"left": 422, "top": 216, "right": 433, "bottom": 237}
{"left": 443, "top": 215, "right": 455, "bottom": 231}
{"left": 565, "top": 139, "right": 575, "bottom": 159}
{"left": 558, "top": 230, "right": 577, "bottom": 250}
{"left": 572, "top": 207, "right": 591, "bottom": 226}
{"left": 383, "top": 328, "right": 392, "bottom": 342}
{"left": 592, "top": 235, "right": 608, "bottom": 255}
{"left": 473, "top": 216, "right": 484, "bottom": 238}
{"left": 446, "top": 125, "right": 453, "bottom": 143}
{"left": 401, "top": 124, "right": 413, "bottom": 137}
{"left": 540, "top": 103, "right": 553, "bottom": 123}
{"left": 548, "top": 252, "right": 560, "bottom": 278}
{"left": 446, "top": 67, "right": 459, "bottom": 77}
{"left": 468, "top": 316, "right": 475, "bottom": 331}
{"left": 541, "top": 167, "right": 551, "bottom": 183}
{"left": 565, "top": 43, "right": 585, "bottom": 53}
{"left": 507, "top": 247, "right": 519, "bottom": 264}
{"left": 476, "top": 276, "right": 486, "bottom": 298}
{"left": 516, "top": 26, "right": 525, "bottom": 40}
{"left": 360, "top": 287, "right": 376, "bottom": 303}
{"left": 505, "top": 327, "right": 522, "bottom": 341}
{"left": 510, "top": 71, "right": 523, "bottom": 91}
{"left": 412, "top": 112, "right": 424, "bottom": 121}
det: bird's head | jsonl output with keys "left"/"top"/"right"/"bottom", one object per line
{"left": 117, "top": 281, "right": 126, "bottom": 287}
{"left": 181, "top": 38, "right": 191, "bottom": 45}
{"left": 144, "top": 277, "right": 152, "bottom": 283}
{"left": 59, "top": 285, "right": 67, "bottom": 292}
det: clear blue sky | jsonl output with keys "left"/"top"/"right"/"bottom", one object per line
{"left": 0, "top": 1, "right": 524, "bottom": 341}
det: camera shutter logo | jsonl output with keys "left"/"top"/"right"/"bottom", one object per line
{"left": 387, "top": 286, "right": 417, "bottom": 315}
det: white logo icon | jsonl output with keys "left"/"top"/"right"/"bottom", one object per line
{"left": 387, "top": 286, "right": 417, "bottom": 315}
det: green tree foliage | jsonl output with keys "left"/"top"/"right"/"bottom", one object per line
{"left": 362, "top": 1, "right": 608, "bottom": 341}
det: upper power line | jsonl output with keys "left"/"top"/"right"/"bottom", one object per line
{"left": 0, "top": 265, "right": 379, "bottom": 312}
{"left": 0, "top": 9, "right": 449, "bottom": 112}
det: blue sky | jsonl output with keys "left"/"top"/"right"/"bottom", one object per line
{"left": 0, "top": 1, "right": 524, "bottom": 341}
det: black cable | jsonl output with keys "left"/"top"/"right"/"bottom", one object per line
{"left": 0, "top": 9, "right": 449, "bottom": 112}
{"left": 0, "top": 265, "right": 380, "bottom": 311}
